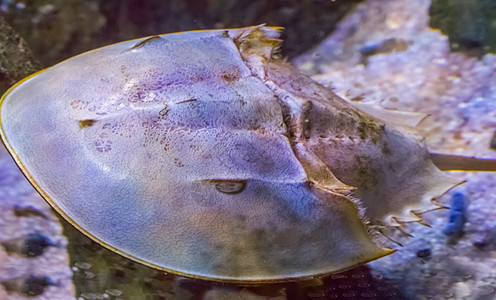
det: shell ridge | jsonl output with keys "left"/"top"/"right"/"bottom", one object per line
{"left": 227, "top": 27, "right": 357, "bottom": 191}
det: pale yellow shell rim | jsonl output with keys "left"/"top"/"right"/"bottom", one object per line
{"left": 0, "top": 26, "right": 394, "bottom": 284}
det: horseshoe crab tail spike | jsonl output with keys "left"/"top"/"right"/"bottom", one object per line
{"left": 430, "top": 153, "right": 496, "bottom": 172}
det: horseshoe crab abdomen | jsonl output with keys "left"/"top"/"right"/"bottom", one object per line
{"left": 259, "top": 59, "right": 459, "bottom": 226}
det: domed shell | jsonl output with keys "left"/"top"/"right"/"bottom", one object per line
{"left": 0, "top": 26, "right": 457, "bottom": 282}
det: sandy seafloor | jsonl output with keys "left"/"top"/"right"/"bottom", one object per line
{"left": 1, "top": 0, "right": 495, "bottom": 299}
{"left": 0, "top": 145, "right": 74, "bottom": 299}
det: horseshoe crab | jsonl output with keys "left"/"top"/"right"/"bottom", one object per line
{"left": 0, "top": 25, "right": 495, "bottom": 283}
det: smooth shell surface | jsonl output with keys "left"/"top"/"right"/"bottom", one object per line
{"left": 0, "top": 26, "right": 458, "bottom": 282}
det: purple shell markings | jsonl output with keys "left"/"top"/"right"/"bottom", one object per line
{"left": 0, "top": 25, "right": 491, "bottom": 283}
